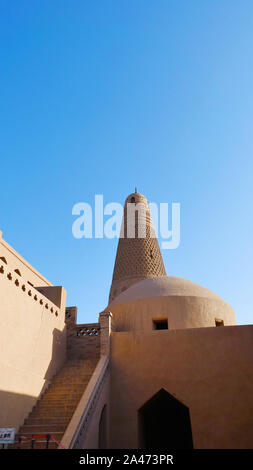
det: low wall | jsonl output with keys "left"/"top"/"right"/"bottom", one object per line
{"left": 67, "top": 322, "right": 100, "bottom": 360}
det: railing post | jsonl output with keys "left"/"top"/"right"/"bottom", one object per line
{"left": 46, "top": 434, "right": 50, "bottom": 449}
{"left": 99, "top": 311, "right": 112, "bottom": 356}
{"left": 31, "top": 436, "right": 35, "bottom": 449}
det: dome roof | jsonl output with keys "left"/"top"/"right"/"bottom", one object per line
{"left": 109, "top": 276, "right": 227, "bottom": 307}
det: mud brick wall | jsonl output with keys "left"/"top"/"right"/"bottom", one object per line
{"left": 67, "top": 322, "right": 100, "bottom": 360}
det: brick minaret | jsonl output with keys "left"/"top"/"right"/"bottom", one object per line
{"left": 108, "top": 191, "right": 166, "bottom": 303}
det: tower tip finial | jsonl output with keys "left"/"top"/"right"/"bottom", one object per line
{"left": 135, "top": 186, "right": 137, "bottom": 193}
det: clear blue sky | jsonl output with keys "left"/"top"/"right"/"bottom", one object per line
{"left": 0, "top": 1, "right": 252, "bottom": 325}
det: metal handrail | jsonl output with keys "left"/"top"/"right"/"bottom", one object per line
{"left": 15, "top": 433, "right": 65, "bottom": 449}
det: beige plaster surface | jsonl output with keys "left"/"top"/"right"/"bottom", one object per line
{"left": 110, "top": 276, "right": 231, "bottom": 305}
{"left": 109, "top": 277, "right": 235, "bottom": 331}
{"left": 110, "top": 297, "right": 235, "bottom": 332}
{"left": 110, "top": 324, "right": 253, "bottom": 449}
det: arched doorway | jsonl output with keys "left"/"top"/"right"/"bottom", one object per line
{"left": 98, "top": 404, "right": 107, "bottom": 449}
{"left": 138, "top": 389, "right": 193, "bottom": 449}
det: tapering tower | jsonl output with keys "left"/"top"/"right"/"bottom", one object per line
{"left": 108, "top": 190, "right": 166, "bottom": 303}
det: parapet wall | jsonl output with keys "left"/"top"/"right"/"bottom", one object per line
{"left": 66, "top": 307, "right": 100, "bottom": 360}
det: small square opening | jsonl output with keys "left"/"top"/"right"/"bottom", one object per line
{"left": 153, "top": 318, "right": 168, "bottom": 330}
{"left": 215, "top": 318, "right": 224, "bottom": 327}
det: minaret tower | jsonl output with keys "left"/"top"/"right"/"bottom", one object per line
{"left": 108, "top": 190, "right": 166, "bottom": 303}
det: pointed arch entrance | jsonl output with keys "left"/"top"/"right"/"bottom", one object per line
{"left": 138, "top": 389, "right": 193, "bottom": 449}
{"left": 98, "top": 404, "right": 107, "bottom": 449}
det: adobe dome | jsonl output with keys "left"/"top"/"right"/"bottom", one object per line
{"left": 109, "top": 276, "right": 224, "bottom": 306}
{"left": 108, "top": 276, "right": 235, "bottom": 332}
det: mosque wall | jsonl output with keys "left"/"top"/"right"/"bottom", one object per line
{"left": 109, "top": 324, "right": 253, "bottom": 449}
{"left": 66, "top": 322, "right": 100, "bottom": 360}
{"left": 0, "top": 233, "right": 66, "bottom": 432}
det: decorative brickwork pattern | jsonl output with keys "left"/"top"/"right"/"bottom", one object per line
{"left": 65, "top": 306, "right": 77, "bottom": 324}
{"left": 67, "top": 322, "right": 100, "bottom": 361}
{"left": 109, "top": 192, "right": 166, "bottom": 303}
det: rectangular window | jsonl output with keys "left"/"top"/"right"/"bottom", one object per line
{"left": 215, "top": 318, "right": 224, "bottom": 327}
{"left": 153, "top": 318, "right": 168, "bottom": 330}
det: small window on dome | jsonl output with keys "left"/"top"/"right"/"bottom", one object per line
{"left": 215, "top": 318, "right": 224, "bottom": 327}
{"left": 130, "top": 196, "right": 135, "bottom": 203}
{"left": 153, "top": 318, "right": 168, "bottom": 330}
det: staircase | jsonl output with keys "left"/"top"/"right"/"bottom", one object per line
{"left": 11, "top": 358, "right": 98, "bottom": 449}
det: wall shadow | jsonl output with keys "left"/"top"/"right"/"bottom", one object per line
{"left": 0, "top": 325, "right": 66, "bottom": 434}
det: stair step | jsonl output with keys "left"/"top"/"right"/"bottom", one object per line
{"left": 19, "top": 424, "right": 66, "bottom": 433}
{"left": 49, "top": 383, "right": 90, "bottom": 388}
{"left": 48, "top": 389, "right": 83, "bottom": 394}
{"left": 14, "top": 432, "right": 64, "bottom": 440}
{"left": 30, "top": 411, "right": 74, "bottom": 419}
{"left": 32, "top": 402, "right": 76, "bottom": 410}
{"left": 50, "top": 381, "right": 86, "bottom": 385}
{"left": 34, "top": 401, "right": 80, "bottom": 409}
{"left": 42, "top": 388, "right": 86, "bottom": 396}
{"left": 38, "top": 394, "right": 83, "bottom": 402}
{"left": 51, "top": 377, "right": 90, "bottom": 383}
{"left": 13, "top": 357, "right": 98, "bottom": 449}
{"left": 40, "top": 395, "right": 84, "bottom": 402}
{"left": 36, "top": 400, "right": 81, "bottom": 407}
{"left": 24, "top": 417, "right": 70, "bottom": 425}
{"left": 38, "top": 393, "right": 83, "bottom": 404}
{"left": 49, "top": 379, "right": 91, "bottom": 385}
{"left": 32, "top": 408, "right": 78, "bottom": 415}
